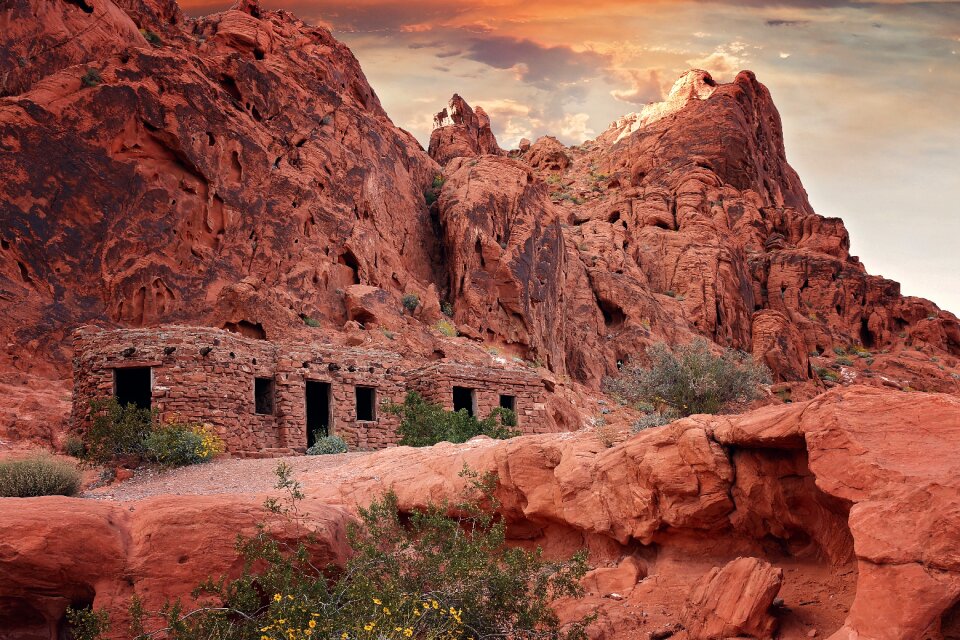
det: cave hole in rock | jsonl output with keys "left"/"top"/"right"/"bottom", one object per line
{"left": 339, "top": 250, "right": 361, "bottom": 284}
{"left": 940, "top": 598, "right": 960, "bottom": 639}
{"left": 860, "top": 317, "right": 875, "bottom": 349}
{"left": 355, "top": 386, "right": 376, "bottom": 421}
{"left": 63, "top": 0, "right": 94, "bottom": 13}
{"left": 452, "top": 386, "right": 477, "bottom": 416}
{"left": 599, "top": 299, "right": 626, "bottom": 329}
{"left": 219, "top": 75, "right": 242, "bottom": 102}
{"left": 114, "top": 366, "right": 151, "bottom": 410}
{"left": 223, "top": 320, "right": 266, "bottom": 340}
{"left": 206, "top": 132, "right": 215, "bottom": 146}
{"left": 254, "top": 377, "right": 275, "bottom": 415}
{"left": 0, "top": 238, "right": 9, "bottom": 250}
{"left": 499, "top": 394, "right": 516, "bottom": 412}
{"left": 306, "top": 380, "right": 331, "bottom": 445}
{"left": 253, "top": 47, "right": 265, "bottom": 60}
{"left": 608, "top": 211, "right": 621, "bottom": 224}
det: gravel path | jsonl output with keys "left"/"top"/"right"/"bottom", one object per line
{"left": 82, "top": 452, "right": 370, "bottom": 501}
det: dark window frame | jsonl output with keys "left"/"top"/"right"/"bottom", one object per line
{"left": 254, "top": 377, "right": 275, "bottom": 416}
{"left": 355, "top": 385, "right": 376, "bottom": 422}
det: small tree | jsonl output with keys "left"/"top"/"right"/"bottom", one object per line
{"left": 605, "top": 338, "right": 770, "bottom": 416}
{"left": 83, "top": 399, "right": 156, "bottom": 465}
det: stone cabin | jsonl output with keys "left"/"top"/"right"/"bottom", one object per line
{"left": 72, "top": 325, "right": 548, "bottom": 457}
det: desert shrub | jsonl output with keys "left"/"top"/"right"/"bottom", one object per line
{"left": 632, "top": 410, "right": 679, "bottom": 433}
{"left": 139, "top": 28, "right": 161, "bottom": 45}
{"left": 835, "top": 355, "right": 854, "bottom": 366}
{"left": 0, "top": 454, "right": 81, "bottom": 497}
{"left": 441, "top": 301, "right": 454, "bottom": 317}
{"left": 435, "top": 318, "right": 458, "bottom": 337}
{"left": 66, "top": 607, "right": 110, "bottom": 640}
{"left": 82, "top": 399, "right": 156, "bottom": 465}
{"left": 63, "top": 435, "right": 86, "bottom": 458}
{"left": 144, "top": 420, "right": 224, "bottom": 467}
{"left": 833, "top": 346, "right": 846, "bottom": 355}
{"left": 387, "top": 391, "right": 518, "bottom": 447}
{"left": 80, "top": 67, "right": 101, "bottom": 87}
{"left": 300, "top": 314, "right": 321, "bottom": 328}
{"left": 110, "top": 465, "right": 590, "bottom": 640}
{"left": 305, "top": 435, "right": 348, "bottom": 455}
{"left": 815, "top": 367, "right": 839, "bottom": 382}
{"left": 401, "top": 293, "right": 420, "bottom": 313}
{"left": 604, "top": 338, "right": 770, "bottom": 417}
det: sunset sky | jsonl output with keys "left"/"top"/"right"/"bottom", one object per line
{"left": 186, "top": 0, "right": 960, "bottom": 313}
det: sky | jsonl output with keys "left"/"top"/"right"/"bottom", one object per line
{"left": 184, "top": 0, "right": 960, "bottom": 314}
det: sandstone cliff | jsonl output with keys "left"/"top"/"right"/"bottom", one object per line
{"left": 2, "top": 0, "right": 960, "bottom": 447}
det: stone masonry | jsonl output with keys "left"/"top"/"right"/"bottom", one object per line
{"left": 72, "top": 325, "right": 548, "bottom": 456}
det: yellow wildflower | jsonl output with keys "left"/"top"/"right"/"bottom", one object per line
{"left": 432, "top": 600, "right": 439, "bottom": 609}
{"left": 274, "top": 593, "right": 282, "bottom": 602}
{"left": 372, "top": 598, "right": 382, "bottom": 605}
{"left": 404, "top": 629, "right": 413, "bottom": 637}
{"left": 383, "top": 607, "right": 391, "bottom": 615}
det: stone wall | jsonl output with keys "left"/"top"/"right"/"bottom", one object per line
{"left": 72, "top": 325, "right": 548, "bottom": 455}
{"left": 408, "top": 362, "right": 549, "bottom": 432}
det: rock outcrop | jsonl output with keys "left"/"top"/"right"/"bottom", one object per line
{"left": 1, "top": 387, "right": 957, "bottom": 639}
{"left": 680, "top": 557, "right": 783, "bottom": 639}
{"left": 428, "top": 94, "right": 503, "bottom": 165}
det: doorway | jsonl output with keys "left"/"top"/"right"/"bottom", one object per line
{"left": 452, "top": 386, "right": 476, "bottom": 416}
{"left": 306, "top": 381, "right": 331, "bottom": 446}
{"left": 114, "top": 367, "right": 151, "bottom": 410}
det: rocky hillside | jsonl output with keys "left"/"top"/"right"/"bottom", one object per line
{"left": 1, "top": 0, "right": 960, "bottom": 430}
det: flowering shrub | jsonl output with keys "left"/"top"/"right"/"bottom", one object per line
{"left": 144, "top": 420, "right": 224, "bottom": 467}
{"left": 70, "top": 464, "right": 592, "bottom": 639}
{"left": 604, "top": 338, "right": 770, "bottom": 417}
{"left": 80, "top": 400, "right": 223, "bottom": 467}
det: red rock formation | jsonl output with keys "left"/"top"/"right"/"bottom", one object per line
{"left": 680, "top": 557, "right": 783, "bottom": 639}
{"left": 522, "top": 135, "right": 572, "bottom": 172}
{"left": 0, "top": 386, "right": 956, "bottom": 639}
{"left": 428, "top": 94, "right": 503, "bottom": 165}
{"left": 437, "top": 155, "right": 567, "bottom": 367}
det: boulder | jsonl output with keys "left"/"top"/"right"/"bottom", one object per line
{"left": 680, "top": 557, "right": 783, "bottom": 639}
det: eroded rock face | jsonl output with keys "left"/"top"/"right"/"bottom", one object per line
{"left": 680, "top": 556, "right": 783, "bottom": 639}
{"left": 0, "top": 0, "right": 442, "bottom": 380}
{"left": 428, "top": 94, "right": 502, "bottom": 165}
{"left": 437, "top": 155, "right": 567, "bottom": 367}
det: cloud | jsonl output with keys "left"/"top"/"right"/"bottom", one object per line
{"left": 462, "top": 35, "right": 610, "bottom": 87}
{"left": 557, "top": 113, "right": 595, "bottom": 142}
{"left": 766, "top": 19, "right": 811, "bottom": 26}
{"left": 610, "top": 69, "right": 665, "bottom": 104}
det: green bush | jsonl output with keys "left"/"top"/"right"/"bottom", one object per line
{"left": 387, "top": 391, "right": 518, "bottom": 447}
{"left": 80, "top": 67, "right": 101, "bottom": 88}
{"left": 305, "top": 435, "right": 348, "bottom": 455}
{"left": 0, "top": 455, "right": 81, "bottom": 497}
{"left": 110, "top": 465, "right": 591, "bottom": 640}
{"left": 401, "top": 293, "right": 420, "bottom": 314}
{"left": 83, "top": 399, "right": 155, "bottom": 465}
{"left": 63, "top": 435, "right": 85, "bottom": 458}
{"left": 82, "top": 399, "right": 222, "bottom": 468}
{"left": 144, "top": 422, "right": 224, "bottom": 467}
{"left": 604, "top": 338, "right": 770, "bottom": 417}
{"left": 300, "top": 314, "right": 321, "bottom": 328}
{"left": 835, "top": 355, "right": 854, "bottom": 366}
